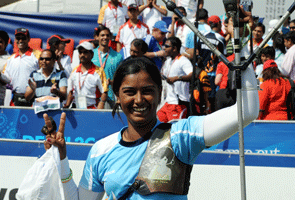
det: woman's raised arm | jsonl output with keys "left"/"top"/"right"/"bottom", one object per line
{"left": 203, "top": 63, "right": 259, "bottom": 147}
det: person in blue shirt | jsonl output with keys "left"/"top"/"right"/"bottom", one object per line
{"left": 92, "top": 25, "right": 123, "bottom": 109}
{"left": 42, "top": 55, "right": 259, "bottom": 199}
{"left": 24, "top": 49, "right": 67, "bottom": 102}
{"left": 143, "top": 20, "right": 169, "bottom": 70}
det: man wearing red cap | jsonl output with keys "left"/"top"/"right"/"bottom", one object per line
{"left": 47, "top": 34, "right": 72, "bottom": 78}
{"left": 258, "top": 59, "right": 294, "bottom": 120}
{"left": 3, "top": 28, "right": 41, "bottom": 106}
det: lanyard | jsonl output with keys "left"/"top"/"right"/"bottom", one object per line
{"left": 110, "top": 6, "right": 118, "bottom": 20}
{"left": 98, "top": 48, "right": 110, "bottom": 69}
{"left": 78, "top": 72, "right": 88, "bottom": 91}
{"left": 131, "top": 26, "right": 137, "bottom": 38}
{"left": 156, "top": 42, "right": 162, "bottom": 50}
{"left": 276, "top": 52, "right": 283, "bottom": 60}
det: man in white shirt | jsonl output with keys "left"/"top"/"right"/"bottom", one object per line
{"left": 138, "top": 0, "right": 167, "bottom": 32}
{"left": 0, "top": 30, "right": 11, "bottom": 105}
{"left": 281, "top": 31, "right": 295, "bottom": 80}
{"left": 65, "top": 42, "right": 107, "bottom": 109}
{"left": 167, "top": 6, "right": 192, "bottom": 54}
{"left": 97, "top": 0, "right": 128, "bottom": 36}
{"left": 116, "top": 4, "right": 149, "bottom": 58}
{"left": 157, "top": 36, "right": 193, "bottom": 123}
{"left": 172, "top": 0, "right": 203, "bottom": 21}
{"left": 3, "top": 28, "right": 41, "bottom": 106}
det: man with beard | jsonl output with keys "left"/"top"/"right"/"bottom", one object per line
{"left": 64, "top": 42, "right": 108, "bottom": 109}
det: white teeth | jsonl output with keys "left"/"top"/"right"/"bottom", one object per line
{"left": 133, "top": 107, "right": 147, "bottom": 112}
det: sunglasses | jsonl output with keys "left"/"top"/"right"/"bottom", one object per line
{"left": 290, "top": 26, "right": 295, "bottom": 29}
{"left": 15, "top": 36, "right": 27, "bottom": 41}
{"left": 160, "top": 32, "right": 166, "bottom": 35}
{"left": 40, "top": 57, "right": 53, "bottom": 61}
{"left": 164, "top": 44, "right": 172, "bottom": 48}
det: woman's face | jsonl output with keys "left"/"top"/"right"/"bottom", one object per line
{"left": 116, "top": 70, "right": 161, "bottom": 127}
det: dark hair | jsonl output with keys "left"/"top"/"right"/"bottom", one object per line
{"left": 209, "top": 21, "right": 219, "bottom": 29}
{"left": 41, "top": 49, "right": 57, "bottom": 61}
{"left": 166, "top": 36, "right": 182, "bottom": 53}
{"left": 131, "top": 39, "right": 148, "bottom": 54}
{"left": 176, "top": 6, "right": 186, "bottom": 15}
{"left": 112, "top": 57, "right": 162, "bottom": 117}
{"left": 224, "top": 17, "right": 229, "bottom": 24}
{"left": 260, "top": 46, "right": 275, "bottom": 59}
{"left": 262, "top": 67, "right": 288, "bottom": 83}
{"left": 0, "top": 30, "right": 9, "bottom": 45}
{"left": 255, "top": 22, "right": 265, "bottom": 34}
{"left": 273, "top": 33, "right": 286, "bottom": 54}
{"left": 284, "top": 31, "right": 295, "bottom": 44}
{"left": 198, "top": 9, "right": 208, "bottom": 20}
{"left": 94, "top": 24, "right": 111, "bottom": 37}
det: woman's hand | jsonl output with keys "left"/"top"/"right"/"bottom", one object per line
{"left": 43, "top": 112, "right": 67, "bottom": 160}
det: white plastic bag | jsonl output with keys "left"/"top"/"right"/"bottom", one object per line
{"left": 16, "top": 146, "right": 65, "bottom": 200}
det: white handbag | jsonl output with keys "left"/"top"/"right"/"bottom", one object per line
{"left": 16, "top": 146, "right": 65, "bottom": 200}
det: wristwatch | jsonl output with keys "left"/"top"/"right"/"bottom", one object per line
{"left": 178, "top": 76, "right": 183, "bottom": 81}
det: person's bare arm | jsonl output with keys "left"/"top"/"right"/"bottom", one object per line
{"left": 24, "top": 78, "right": 36, "bottom": 101}
{"left": 199, "top": 0, "right": 204, "bottom": 9}
{"left": 167, "top": 15, "right": 177, "bottom": 38}
{"left": 63, "top": 90, "right": 73, "bottom": 108}
{"left": 166, "top": 72, "right": 193, "bottom": 84}
{"left": 97, "top": 92, "right": 107, "bottom": 109}
{"left": 138, "top": 0, "right": 152, "bottom": 14}
{"left": 152, "top": 0, "right": 167, "bottom": 16}
{"left": 215, "top": 74, "right": 223, "bottom": 86}
{"left": 117, "top": 42, "right": 122, "bottom": 52}
{"left": 144, "top": 50, "right": 166, "bottom": 58}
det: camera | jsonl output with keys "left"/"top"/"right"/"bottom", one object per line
{"left": 240, "top": 0, "right": 252, "bottom": 12}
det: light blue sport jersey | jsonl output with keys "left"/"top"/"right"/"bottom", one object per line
{"left": 79, "top": 116, "right": 205, "bottom": 200}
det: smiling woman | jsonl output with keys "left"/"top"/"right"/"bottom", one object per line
{"left": 36, "top": 56, "right": 259, "bottom": 199}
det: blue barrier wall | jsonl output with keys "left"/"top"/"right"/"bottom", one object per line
{"left": 1, "top": 107, "right": 295, "bottom": 167}
{"left": 1, "top": 107, "right": 295, "bottom": 150}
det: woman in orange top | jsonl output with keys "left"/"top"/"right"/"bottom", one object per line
{"left": 258, "top": 59, "right": 291, "bottom": 120}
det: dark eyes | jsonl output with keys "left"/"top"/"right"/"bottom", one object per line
{"left": 123, "top": 88, "right": 155, "bottom": 95}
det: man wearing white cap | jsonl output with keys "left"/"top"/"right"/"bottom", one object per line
{"left": 64, "top": 42, "right": 108, "bottom": 109}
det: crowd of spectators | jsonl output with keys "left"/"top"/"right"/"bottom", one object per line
{"left": 0, "top": 0, "right": 294, "bottom": 121}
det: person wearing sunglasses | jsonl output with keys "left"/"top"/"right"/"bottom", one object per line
{"left": 143, "top": 20, "right": 169, "bottom": 70}
{"left": 157, "top": 36, "right": 193, "bottom": 122}
{"left": 24, "top": 49, "right": 67, "bottom": 102}
{"left": 3, "top": 28, "right": 41, "bottom": 106}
